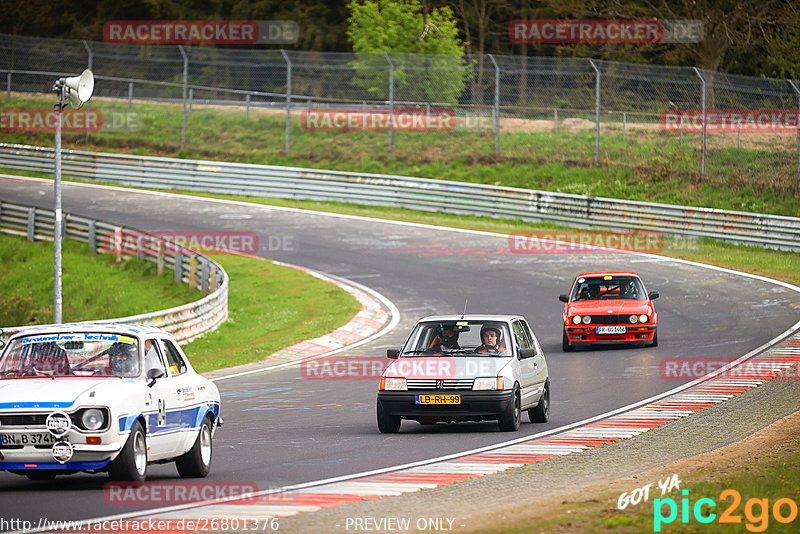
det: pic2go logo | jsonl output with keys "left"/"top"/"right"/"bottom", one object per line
{"left": 654, "top": 489, "right": 798, "bottom": 532}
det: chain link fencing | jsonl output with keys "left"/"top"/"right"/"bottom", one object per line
{"left": 1, "top": 33, "right": 798, "bottom": 201}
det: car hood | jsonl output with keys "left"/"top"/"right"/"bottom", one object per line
{"left": 0, "top": 378, "right": 137, "bottom": 410}
{"left": 385, "top": 356, "right": 512, "bottom": 379}
{"left": 567, "top": 300, "right": 652, "bottom": 315}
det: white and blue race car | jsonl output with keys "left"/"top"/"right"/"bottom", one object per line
{"left": 0, "top": 323, "right": 221, "bottom": 481}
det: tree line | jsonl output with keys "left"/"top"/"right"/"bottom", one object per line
{"left": 1, "top": 0, "right": 797, "bottom": 79}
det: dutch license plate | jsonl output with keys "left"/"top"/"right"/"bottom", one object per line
{"left": 0, "top": 433, "right": 64, "bottom": 446}
{"left": 415, "top": 394, "right": 460, "bottom": 405}
{"left": 597, "top": 326, "right": 626, "bottom": 335}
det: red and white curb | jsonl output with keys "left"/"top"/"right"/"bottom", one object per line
{"left": 148, "top": 332, "right": 800, "bottom": 523}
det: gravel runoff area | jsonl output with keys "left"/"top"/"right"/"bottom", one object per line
{"left": 273, "top": 366, "right": 800, "bottom": 534}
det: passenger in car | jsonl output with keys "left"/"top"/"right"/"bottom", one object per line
{"left": 475, "top": 326, "right": 506, "bottom": 354}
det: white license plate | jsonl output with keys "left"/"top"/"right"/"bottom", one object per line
{"left": 0, "top": 433, "right": 65, "bottom": 446}
{"left": 597, "top": 326, "right": 626, "bottom": 335}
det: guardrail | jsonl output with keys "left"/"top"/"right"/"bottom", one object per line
{"left": 1, "top": 143, "right": 799, "bottom": 251}
{"left": 0, "top": 198, "right": 228, "bottom": 345}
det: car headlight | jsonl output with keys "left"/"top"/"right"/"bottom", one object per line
{"left": 639, "top": 314, "right": 649, "bottom": 323}
{"left": 582, "top": 315, "right": 591, "bottom": 325}
{"left": 572, "top": 315, "right": 581, "bottom": 325}
{"left": 80, "top": 408, "right": 106, "bottom": 431}
{"left": 473, "top": 377, "right": 503, "bottom": 391}
{"left": 629, "top": 314, "right": 638, "bottom": 324}
{"left": 380, "top": 377, "right": 407, "bottom": 391}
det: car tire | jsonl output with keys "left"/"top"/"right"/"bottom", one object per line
{"left": 176, "top": 415, "right": 213, "bottom": 478}
{"left": 529, "top": 380, "right": 550, "bottom": 423}
{"left": 562, "top": 328, "right": 575, "bottom": 352}
{"left": 108, "top": 421, "right": 147, "bottom": 482}
{"left": 498, "top": 386, "right": 521, "bottom": 431}
{"left": 25, "top": 471, "right": 57, "bottom": 481}
{"left": 377, "top": 402, "right": 401, "bottom": 433}
{"left": 650, "top": 328, "right": 658, "bottom": 347}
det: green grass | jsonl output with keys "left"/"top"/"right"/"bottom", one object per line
{"left": 0, "top": 232, "right": 362, "bottom": 372}
{"left": 2, "top": 94, "right": 798, "bottom": 216}
{"left": 0, "top": 232, "right": 199, "bottom": 326}
{"left": 183, "top": 254, "right": 361, "bottom": 373}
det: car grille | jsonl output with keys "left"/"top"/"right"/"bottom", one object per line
{"left": 0, "top": 414, "right": 48, "bottom": 427}
{"left": 588, "top": 314, "right": 632, "bottom": 325}
{"left": 406, "top": 379, "right": 474, "bottom": 390}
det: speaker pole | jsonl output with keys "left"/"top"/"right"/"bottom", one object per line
{"left": 52, "top": 81, "right": 66, "bottom": 324}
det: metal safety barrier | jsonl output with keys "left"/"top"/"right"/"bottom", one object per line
{"left": 1, "top": 143, "right": 799, "bottom": 251}
{"left": 0, "top": 198, "right": 228, "bottom": 345}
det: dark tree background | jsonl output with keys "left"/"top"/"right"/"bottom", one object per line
{"left": 1, "top": 0, "right": 797, "bottom": 77}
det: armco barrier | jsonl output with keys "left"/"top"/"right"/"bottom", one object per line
{"left": 1, "top": 143, "right": 799, "bottom": 250}
{"left": 0, "top": 199, "right": 228, "bottom": 345}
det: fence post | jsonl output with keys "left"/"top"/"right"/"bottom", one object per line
{"left": 588, "top": 59, "right": 600, "bottom": 163}
{"left": 789, "top": 79, "right": 800, "bottom": 193}
{"left": 174, "top": 252, "right": 183, "bottom": 284}
{"left": 554, "top": 109, "right": 558, "bottom": 134}
{"left": 693, "top": 67, "right": 706, "bottom": 176}
{"left": 201, "top": 259, "right": 210, "bottom": 292}
{"left": 188, "top": 88, "right": 193, "bottom": 114}
{"left": 178, "top": 45, "right": 188, "bottom": 153}
{"left": 623, "top": 112, "right": 627, "bottom": 140}
{"left": 27, "top": 207, "right": 35, "bottom": 242}
{"left": 245, "top": 93, "right": 250, "bottom": 120}
{"left": 488, "top": 54, "right": 500, "bottom": 157}
{"left": 88, "top": 220, "right": 96, "bottom": 252}
{"left": 280, "top": 50, "right": 292, "bottom": 155}
{"left": 128, "top": 82, "right": 133, "bottom": 109}
{"left": 6, "top": 72, "right": 10, "bottom": 99}
{"left": 83, "top": 40, "right": 93, "bottom": 143}
{"left": 384, "top": 52, "right": 394, "bottom": 156}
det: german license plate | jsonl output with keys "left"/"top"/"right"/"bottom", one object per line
{"left": 597, "top": 326, "right": 626, "bottom": 335}
{"left": 415, "top": 394, "right": 460, "bottom": 405}
{"left": 0, "top": 433, "right": 64, "bottom": 446}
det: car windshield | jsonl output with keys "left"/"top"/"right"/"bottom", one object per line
{"left": 401, "top": 321, "right": 511, "bottom": 357}
{"left": 571, "top": 276, "right": 645, "bottom": 301}
{"left": 0, "top": 332, "right": 141, "bottom": 379}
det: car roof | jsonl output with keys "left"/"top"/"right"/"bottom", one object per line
{"left": 574, "top": 271, "right": 640, "bottom": 279}
{"left": 417, "top": 314, "right": 524, "bottom": 323}
{"left": 6, "top": 322, "right": 168, "bottom": 342}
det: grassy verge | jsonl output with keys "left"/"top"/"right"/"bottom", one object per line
{"left": 184, "top": 254, "right": 361, "bottom": 373}
{"left": 0, "top": 232, "right": 198, "bottom": 326}
{"left": 2, "top": 94, "right": 797, "bottom": 216}
{"left": 488, "top": 425, "right": 800, "bottom": 533}
{"left": 0, "top": 232, "right": 362, "bottom": 373}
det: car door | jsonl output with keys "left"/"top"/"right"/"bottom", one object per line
{"left": 520, "top": 320, "right": 548, "bottom": 399}
{"left": 511, "top": 320, "right": 539, "bottom": 409}
{"left": 159, "top": 337, "right": 198, "bottom": 455}
{"left": 143, "top": 337, "right": 182, "bottom": 460}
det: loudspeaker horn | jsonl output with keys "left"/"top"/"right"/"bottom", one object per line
{"left": 63, "top": 69, "right": 94, "bottom": 109}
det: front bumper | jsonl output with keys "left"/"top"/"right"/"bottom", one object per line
{"left": 0, "top": 428, "right": 121, "bottom": 471}
{"left": 377, "top": 389, "right": 514, "bottom": 419}
{"left": 565, "top": 324, "right": 655, "bottom": 344}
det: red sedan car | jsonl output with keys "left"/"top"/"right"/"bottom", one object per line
{"left": 559, "top": 271, "right": 658, "bottom": 351}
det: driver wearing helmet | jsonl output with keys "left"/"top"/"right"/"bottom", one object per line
{"left": 620, "top": 280, "right": 638, "bottom": 298}
{"left": 476, "top": 325, "right": 506, "bottom": 354}
{"left": 108, "top": 342, "right": 139, "bottom": 377}
{"left": 428, "top": 325, "right": 460, "bottom": 353}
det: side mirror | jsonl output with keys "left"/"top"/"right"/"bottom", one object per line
{"left": 648, "top": 291, "right": 659, "bottom": 300}
{"left": 386, "top": 349, "right": 400, "bottom": 359}
{"left": 146, "top": 368, "right": 165, "bottom": 387}
{"left": 518, "top": 348, "right": 537, "bottom": 359}
{"left": 558, "top": 294, "right": 569, "bottom": 303}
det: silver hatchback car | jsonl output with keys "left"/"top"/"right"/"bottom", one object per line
{"left": 377, "top": 315, "right": 550, "bottom": 433}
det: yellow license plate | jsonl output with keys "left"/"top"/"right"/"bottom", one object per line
{"left": 415, "top": 394, "right": 461, "bottom": 405}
